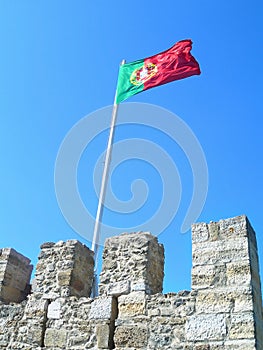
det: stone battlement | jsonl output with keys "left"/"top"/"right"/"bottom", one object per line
{"left": 0, "top": 215, "right": 262, "bottom": 349}
{"left": 0, "top": 247, "right": 32, "bottom": 303}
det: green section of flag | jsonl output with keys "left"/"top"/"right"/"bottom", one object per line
{"left": 116, "top": 59, "right": 144, "bottom": 104}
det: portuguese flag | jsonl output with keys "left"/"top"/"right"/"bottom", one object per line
{"left": 116, "top": 39, "right": 201, "bottom": 104}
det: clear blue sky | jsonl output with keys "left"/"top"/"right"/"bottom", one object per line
{"left": 0, "top": 1, "right": 262, "bottom": 293}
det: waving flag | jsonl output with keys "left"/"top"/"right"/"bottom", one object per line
{"left": 116, "top": 39, "right": 201, "bottom": 104}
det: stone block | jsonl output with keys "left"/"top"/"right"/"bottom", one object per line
{"left": 118, "top": 291, "right": 146, "bottom": 318}
{"left": 195, "top": 286, "right": 253, "bottom": 314}
{"left": 57, "top": 270, "right": 72, "bottom": 286}
{"left": 224, "top": 339, "right": 256, "bottom": 349}
{"left": 191, "top": 264, "right": 226, "bottom": 289}
{"left": 223, "top": 346, "right": 245, "bottom": 350}
{"left": 226, "top": 261, "right": 251, "bottom": 286}
{"left": 27, "top": 326, "right": 45, "bottom": 346}
{"left": 192, "top": 237, "right": 249, "bottom": 266}
{"left": 233, "top": 290, "right": 254, "bottom": 313}
{"left": 107, "top": 280, "right": 130, "bottom": 297}
{"left": 0, "top": 286, "right": 21, "bottom": 304}
{"left": 218, "top": 215, "right": 248, "bottom": 239}
{"left": 228, "top": 312, "right": 255, "bottom": 340}
{"left": 40, "top": 242, "right": 55, "bottom": 249}
{"left": 96, "top": 324, "right": 111, "bottom": 349}
{"left": 185, "top": 314, "right": 226, "bottom": 341}
{"left": 44, "top": 328, "right": 67, "bottom": 348}
{"left": 208, "top": 222, "right": 220, "bottom": 241}
{"left": 148, "top": 320, "right": 178, "bottom": 348}
{"left": 160, "top": 306, "right": 173, "bottom": 316}
{"left": 47, "top": 300, "right": 61, "bottom": 319}
{"left": 25, "top": 296, "right": 49, "bottom": 316}
{"left": 192, "top": 216, "right": 255, "bottom": 251}
{"left": 195, "top": 288, "right": 254, "bottom": 315}
{"left": 131, "top": 280, "right": 148, "bottom": 292}
{"left": 192, "top": 222, "right": 209, "bottom": 243}
{"left": 196, "top": 290, "right": 235, "bottom": 314}
{"left": 89, "top": 296, "right": 117, "bottom": 320}
{"left": 114, "top": 325, "right": 148, "bottom": 348}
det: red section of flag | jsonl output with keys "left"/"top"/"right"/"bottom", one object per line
{"left": 143, "top": 39, "right": 200, "bottom": 91}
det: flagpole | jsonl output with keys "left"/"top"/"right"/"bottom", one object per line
{"left": 91, "top": 59, "right": 126, "bottom": 296}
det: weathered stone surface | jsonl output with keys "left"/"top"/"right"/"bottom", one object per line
{"left": 131, "top": 280, "right": 148, "bottom": 292}
{"left": 89, "top": 296, "right": 117, "bottom": 320}
{"left": 44, "top": 328, "right": 67, "bottom": 347}
{"left": 196, "top": 290, "right": 235, "bottom": 314}
{"left": 114, "top": 325, "right": 148, "bottom": 347}
{"left": 107, "top": 280, "right": 130, "bottom": 297}
{"left": 228, "top": 312, "right": 256, "bottom": 339}
{"left": 0, "top": 302, "right": 25, "bottom": 348}
{"left": 0, "top": 248, "right": 33, "bottom": 303}
{"left": 99, "top": 232, "right": 164, "bottom": 295}
{"left": 46, "top": 296, "right": 96, "bottom": 349}
{"left": 146, "top": 291, "right": 196, "bottom": 319}
{"left": 224, "top": 339, "right": 256, "bottom": 349}
{"left": 35, "top": 240, "right": 94, "bottom": 298}
{"left": 25, "top": 294, "right": 49, "bottom": 315}
{"left": 192, "top": 264, "right": 226, "bottom": 289}
{"left": 118, "top": 291, "right": 146, "bottom": 317}
{"left": 42, "top": 292, "right": 60, "bottom": 300}
{"left": 208, "top": 221, "right": 220, "bottom": 241}
{"left": 47, "top": 300, "right": 61, "bottom": 319}
{"left": 218, "top": 215, "right": 248, "bottom": 239}
{"left": 26, "top": 326, "right": 45, "bottom": 347}
{"left": 96, "top": 324, "right": 111, "bottom": 348}
{"left": 192, "top": 237, "right": 249, "bottom": 266}
{"left": 192, "top": 215, "right": 249, "bottom": 244}
{"left": 186, "top": 314, "right": 227, "bottom": 341}
{"left": 195, "top": 286, "right": 253, "bottom": 314}
{"left": 40, "top": 242, "right": 55, "bottom": 249}
{"left": 192, "top": 222, "right": 209, "bottom": 243}
{"left": 0, "top": 215, "right": 262, "bottom": 349}
{"left": 226, "top": 260, "right": 251, "bottom": 286}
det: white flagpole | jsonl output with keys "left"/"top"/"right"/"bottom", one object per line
{"left": 91, "top": 59, "right": 126, "bottom": 296}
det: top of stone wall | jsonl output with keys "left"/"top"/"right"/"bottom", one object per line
{"left": 0, "top": 215, "right": 262, "bottom": 349}
{"left": 34, "top": 239, "right": 94, "bottom": 299}
{"left": 99, "top": 231, "right": 164, "bottom": 296}
{"left": 191, "top": 214, "right": 256, "bottom": 244}
{"left": 0, "top": 214, "right": 261, "bottom": 303}
{"left": 0, "top": 248, "right": 32, "bottom": 266}
{"left": 0, "top": 247, "right": 33, "bottom": 303}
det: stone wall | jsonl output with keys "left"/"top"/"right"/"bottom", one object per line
{"left": 34, "top": 240, "right": 94, "bottom": 298}
{"left": 0, "top": 215, "right": 262, "bottom": 349}
{"left": 99, "top": 232, "right": 164, "bottom": 296}
{"left": 0, "top": 248, "right": 32, "bottom": 303}
{"left": 190, "top": 216, "right": 263, "bottom": 348}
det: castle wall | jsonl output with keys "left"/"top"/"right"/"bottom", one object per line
{"left": 189, "top": 215, "right": 263, "bottom": 349}
{"left": 99, "top": 232, "right": 164, "bottom": 296}
{"left": 0, "top": 248, "right": 32, "bottom": 303}
{"left": 0, "top": 215, "right": 262, "bottom": 349}
{"left": 34, "top": 240, "right": 94, "bottom": 298}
